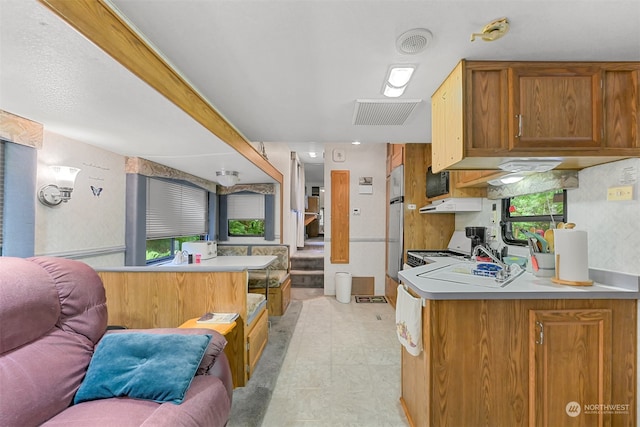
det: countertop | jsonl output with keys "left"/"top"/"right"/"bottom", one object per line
{"left": 96, "top": 255, "right": 277, "bottom": 272}
{"left": 398, "top": 257, "right": 640, "bottom": 300}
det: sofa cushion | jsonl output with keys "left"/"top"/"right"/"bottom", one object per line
{"left": 251, "top": 246, "right": 289, "bottom": 270}
{"left": 216, "top": 246, "right": 248, "bottom": 256}
{"left": 248, "top": 270, "right": 289, "bottom": 288}
{"left": 0, "top": 257, "right": 60, "bottom": 354}
{"left": 107, "top": 328, "right": 227, "bottom": 376}
{"left": 74, "top": 333, "right": 211, "bottom": 405}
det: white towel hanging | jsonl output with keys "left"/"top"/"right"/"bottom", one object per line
{"left": 395, "top": 284, "right": 423, "bottom": 356}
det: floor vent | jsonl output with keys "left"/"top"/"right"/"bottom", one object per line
{"left": 352, "top": 99, "right": 422, "bottom": 125}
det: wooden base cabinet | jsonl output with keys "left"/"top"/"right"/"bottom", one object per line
{"left": 400, "top": 299, "right": 636, "bottom": 427}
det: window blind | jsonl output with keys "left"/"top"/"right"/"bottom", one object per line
{"left": 146, "top": 178, "right": 207, "bottom": 239}
{"left": 227, "top": 193, "right": 265, "bottom": 219}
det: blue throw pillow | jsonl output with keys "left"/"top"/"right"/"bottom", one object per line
{"left": 74, "top": 333, "right": 212, "bottom": 405}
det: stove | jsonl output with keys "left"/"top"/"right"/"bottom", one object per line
{"left": 406, "top": 231, "right": 472, "bottom": 267}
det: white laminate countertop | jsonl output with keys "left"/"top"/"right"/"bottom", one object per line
{"left": 97, "top": 255, "right": 277, "bottom": 273}
{"left": 398, "top": 257, "right": 640, "bottom": 300}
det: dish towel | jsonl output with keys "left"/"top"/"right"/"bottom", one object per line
{"left": 395, "top": 285, "right": 423, "bottom": 356}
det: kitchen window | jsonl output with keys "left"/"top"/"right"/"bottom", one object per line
{"left": 501, "top": 189, "right": 566, "bottom": 246}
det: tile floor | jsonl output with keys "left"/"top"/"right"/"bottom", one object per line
{"left": 262, "top": 288, "right": 409, "bottom": 426}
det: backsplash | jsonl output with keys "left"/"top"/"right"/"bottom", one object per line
{"left": 456, "top": 158, "right": 640, "bottom": 275}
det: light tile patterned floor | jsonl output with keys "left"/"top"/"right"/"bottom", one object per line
{"left": 262, "top": 290, "right": 409, "bottom": 426}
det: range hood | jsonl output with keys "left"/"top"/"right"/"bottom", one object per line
{"left": 419, "top": 198, "right": 483, "bottom": 213}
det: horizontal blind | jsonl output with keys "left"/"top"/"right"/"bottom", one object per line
{"left": 227, "top": 193, "right": 264, "bottom": 219}
{"left": 0, "top": 141, "right": 4, "bottom": 249}
{"left": 146, "top": 178, "right": 207, "bottom": 239}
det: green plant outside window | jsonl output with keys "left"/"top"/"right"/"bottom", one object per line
{"left": 146, "top": 235, "right": 201, "bottom": 263}
{"left": 502, "top": 190, "right": 566, "bottom": 245}
{"left": 228, "top": 219, "right": 265, "bottom": 237}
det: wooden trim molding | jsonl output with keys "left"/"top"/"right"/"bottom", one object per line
{"left": 0, "top": 110, "right": 43, "bottom": 148}
{"left": 38, "top": 0, "right": 283, "bottom": 186}
{"left": 125, "top": 157, "right": 218, "bottom": 193}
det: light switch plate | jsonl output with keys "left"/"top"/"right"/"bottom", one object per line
{"left": 607, "top": 185, "right": 633, "bottom": 201}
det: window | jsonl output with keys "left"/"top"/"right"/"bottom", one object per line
{"left": 227, "top": 193, "right": 265, "bottom": 237}
{"left": 501, "top": 189, "right": 566, "bottom": 245}
{"left": 145, "top": 178, "right": 208, "bottom": 263}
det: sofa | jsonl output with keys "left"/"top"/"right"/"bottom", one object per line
{"left": 0, "top": 257, "right": 233, "bottom": 427}
{"left": 217, "top": 244, "right": 291, "bottom": 316}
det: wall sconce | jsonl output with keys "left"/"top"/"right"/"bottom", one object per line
{"left": 216, "top": 170, "right": 239, "bottom": 187}
{"left": 38, "top": 166, "right": 81, "bottom": 207}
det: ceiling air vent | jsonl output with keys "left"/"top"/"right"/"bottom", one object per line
{"left": 352, "top": 99, "right": 422, "bottom": 126}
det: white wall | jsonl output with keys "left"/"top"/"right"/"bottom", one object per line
{"left": 262, "top": 142, "right": 294, "bottom": 251}
{"left": 455, "top": 158, "right": 640, "bottom": 276}
{"left": 324, "top": 143, "right": 387, "bottom": 295}
{"left": 35, "top": 130, "right": 126, "bottom": 267}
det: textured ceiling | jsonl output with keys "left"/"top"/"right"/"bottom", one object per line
{"left": 2, "top": 0, "right": 639, "bottom": 184}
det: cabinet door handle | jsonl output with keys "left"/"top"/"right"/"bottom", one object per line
{"left": 535, "top": 321, "right": 544, "bottom": 345}
{"left": 515, "top": 114, "right": 523, "bottom": 138}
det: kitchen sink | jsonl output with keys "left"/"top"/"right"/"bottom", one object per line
{"left": 417, "top": 261, "right": 526, "bottom": 288}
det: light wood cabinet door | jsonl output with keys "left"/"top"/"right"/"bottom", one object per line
{"left": 603, "top": 67, "right": 640, "bottom": 149}
{"left": 510, "top": 66, "right": 602, "bottom": 149}
{"left": 330, "top": 170, "right": 350, "bottom": 263}
{"left": 431, "top": 61, "right": 464, "bottom": 172}
{"left": 529, "top": 309, "right": 612, "bottom": 427}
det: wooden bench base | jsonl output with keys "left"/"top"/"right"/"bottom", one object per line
{"left": 250, "top": 276, "right": 291, "bottom": 316}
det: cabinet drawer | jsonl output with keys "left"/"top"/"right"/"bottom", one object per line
{"left": 247, "top": 307, "right": 268, "bottom": 377}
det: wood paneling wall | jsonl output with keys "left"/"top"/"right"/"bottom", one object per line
{"left": 98, "top": 270, "right": 248, "bottom": 386}
{"left": 403, "top": 144, "right": 454, "bottom": 259}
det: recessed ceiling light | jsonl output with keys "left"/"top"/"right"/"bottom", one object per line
{"left": 352, "top": 141, "right": 361, "bottom": 145}
{"left": 382, "top": 64, "right": 417, "bottom": 98}
{"left": 309, "top": 152, "right": 317, "bottom": 158}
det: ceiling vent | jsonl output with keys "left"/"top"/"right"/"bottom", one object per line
{"left": 352, "top": 99, "right": 422, "bottom": 126}
{"left": 396, "top": 28, "right": 433, "bottom": 55}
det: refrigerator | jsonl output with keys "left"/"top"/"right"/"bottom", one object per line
{"left": 387, "top": 165, "right": 404, "bottom": 281}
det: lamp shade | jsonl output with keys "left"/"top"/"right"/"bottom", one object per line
{"left": 51, "top": 166, "right": 81, "bottom": 189}
{"left": 216, "top": 170, "right": 239, "bottom": 187}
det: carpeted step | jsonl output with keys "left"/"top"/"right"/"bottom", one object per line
{"left": 290, "top": 270, "right": 324, "bottom": 288}
{"left": 290, "top": 256, "right": 324, "bottom": 271}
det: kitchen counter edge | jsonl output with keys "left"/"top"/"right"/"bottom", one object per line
{"left": 399, "top": 264, "right": 640, "bottom": 300}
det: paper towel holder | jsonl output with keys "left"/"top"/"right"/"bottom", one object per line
{"left": 550, "top": 254, "right": 593, "bottom": 286}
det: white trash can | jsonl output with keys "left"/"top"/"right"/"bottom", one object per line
{"left": 335, "top": 272, "right": 352, "bottom": 303}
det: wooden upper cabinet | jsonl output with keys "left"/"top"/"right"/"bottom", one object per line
{"left": 431, "top": 60, "right": 640, "bottom": 172}
{"left": 509, "top": 65, "right": 602, "bottom": 149}
{"left": 432, "top": 61, "right": 464, "bottom": 172}
{"left": 603, "top": 66, "right": 640, "bottom": 149}
{"left": 387, "top": 143, "right": 404, "bottom": 175}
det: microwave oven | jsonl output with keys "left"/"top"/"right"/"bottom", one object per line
{"left": 426, "top": 166, "right": 449, "bottom": 198}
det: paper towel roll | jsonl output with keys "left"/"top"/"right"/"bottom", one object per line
{"left": 553, "top": 229, "right": 589, "bottom": 282}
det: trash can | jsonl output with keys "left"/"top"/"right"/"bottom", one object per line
{"left": 335, "top": 272, "right": 352, "bottom": 303}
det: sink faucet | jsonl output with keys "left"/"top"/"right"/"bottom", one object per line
{"left": 471, "top": 245, "right": 515, "bottom": 282}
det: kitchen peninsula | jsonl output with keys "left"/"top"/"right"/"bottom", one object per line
{"left": 97, "top": 255, "right": 276, "bottom": 387}
{"left": 398, "top": 261, "right": 638, "bottom": 427}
